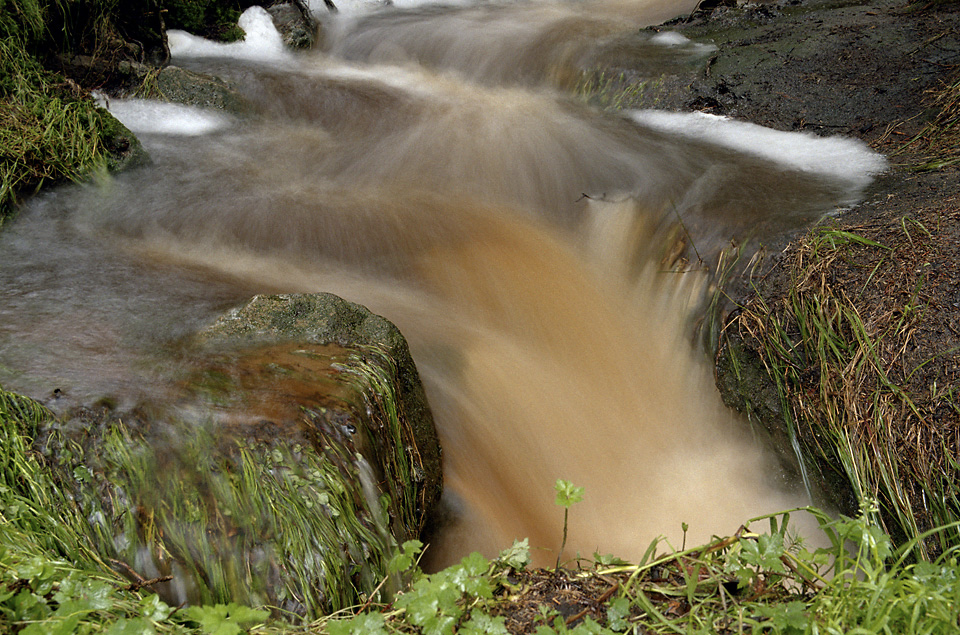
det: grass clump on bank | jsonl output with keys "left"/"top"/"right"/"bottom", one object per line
{"left": 722, "top": 220, "right": 960, "bottom": 560}
{"left": 0, "top": 0, "right": 141, "bottom": 223}
{"left": 0, "top": 0, "right": 148, "bottom": 221}
{"left": 0, "top": 383, "right": 390, "bottom": 631}
{"left": 897, "top": 72, "right": 960, "bottom": 171}
{"left": 0, "top": 33, "right": 112, "bottom": 220}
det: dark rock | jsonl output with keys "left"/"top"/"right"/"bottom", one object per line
{"left": 266, "top": 2, "right": 319, "bottom": 49}
{"left": 138, "top": 65, "right": 253, "bottom": 114}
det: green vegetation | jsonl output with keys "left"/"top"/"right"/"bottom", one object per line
{"left": 3, "top": 388, "right": 959, "bottom": 635}
{"left": 164, "top": 0, "right": 245, "bottom": 42}
{"left": 0, "top": 0, "right": 145, "bottom": 221}
{"left": 282, "top": 505, "right": 960, "bottom": 634}
{"left": 725, "top": 224, "right": 960, "bottom": 560}
{"left": 50, "top": 423, "right": 392, "bottom": 616}
{"left": 1, "top": 7, "right": 105, "bottom": 219}
{"left": 0, "top": 0, "right": 248, "bottom": 220}
{"left": 573, "top": 71, "right": 664, "bottom": 111}
{"left": 553, "top": 479, "right": 584, "bottom": 571}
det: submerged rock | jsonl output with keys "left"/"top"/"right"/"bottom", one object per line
{"left": 137, "top": 65, "right": 253, "bottom": 114}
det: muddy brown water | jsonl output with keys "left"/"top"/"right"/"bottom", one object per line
{"left": 0, "top": 0, "right": 884, "bottom": 568}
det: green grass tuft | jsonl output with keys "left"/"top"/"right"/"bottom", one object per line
{"left": 728, "top": 224, "right": 960, "bottom": 560}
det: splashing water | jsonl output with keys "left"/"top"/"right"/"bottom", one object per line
{"left": 0, "top": 0, "right": 885, "bottom": 568}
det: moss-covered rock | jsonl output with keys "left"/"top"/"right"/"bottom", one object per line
{"left": 198, "top": 292, "right": 443, "bottom": 522}
{"left": 137, "top": 65, "right": 253, "bottom": 114}
{"left": 0, "top": 292, "right": 441, "bottom": 617}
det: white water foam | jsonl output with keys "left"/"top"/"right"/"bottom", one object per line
{"left": 94, "top": 96, "right": 232, "bottom": 136}
{"left": 650, "top": 31, "right": 690, "bottom": 46}
{"left": 168, "top": 6, "right": 290, "bottom": 62}
{"left": 630, "top": 110, "right": 887, "bottom": 188}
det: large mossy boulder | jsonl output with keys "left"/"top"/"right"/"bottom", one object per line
{"left": 196, "top": 292, "right": 443, "bottom": 534}
{"left": 28, "top": 293, "right": 441, "bottom": 617}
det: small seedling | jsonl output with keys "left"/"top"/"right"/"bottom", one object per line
{"left": 554, "top": 478, "right": 584, "bottom": 570}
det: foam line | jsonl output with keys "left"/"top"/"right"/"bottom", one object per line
{"left": 96, "top": 96, "right": 231, "bottom": 136}
{"left": 630, "top": 110, "right": 887, "bottom": 187}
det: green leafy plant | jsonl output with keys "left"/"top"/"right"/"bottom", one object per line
{"left": 497, "top": 539, "right": 531, "bottom": 571}
{"left": 181, "top": 602, "right": 269, "bottom": 635}
{"left": 554, "top": 479, "right": 584, "bottom": 570}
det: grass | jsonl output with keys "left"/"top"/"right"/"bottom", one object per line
{"left": 3, "top": 383, "right": 960, "bottom": 633}
{"left": 33, "top": 349, "right": 432, "bottom": 620}
{"left": 0, "top": 344, "right": 430, "bottom": 623}
{"left": 723, "top": 223, "right": 960, "bottom": 561}
{"left": 895, "top": 71, "right": 960, "bottom": 171}
{"left": 0, "top": 1, "right": 137, "bottom": 221}
{"left": 49, "top": 422, "right": 393, "bottom": 617}
{"left": 572, "top": 70, "right": 664, "bottom": 111}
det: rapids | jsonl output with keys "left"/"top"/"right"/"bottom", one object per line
{"left": 0, "top": 0, "right": 885, "bottom": 568}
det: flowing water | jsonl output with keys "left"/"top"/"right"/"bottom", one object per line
{"left": 0, "top": 0, "right": 886, "bottom": 568}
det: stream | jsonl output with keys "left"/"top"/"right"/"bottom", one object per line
{"left": 0, "top": 0, "right": 886, "bottom": 568}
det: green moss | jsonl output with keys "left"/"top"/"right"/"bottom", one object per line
{"left": 0, "top": 2, "right": 148, "bottom": 220}
{"left": 165, "top": 0, "right": 245, "bottom": 42}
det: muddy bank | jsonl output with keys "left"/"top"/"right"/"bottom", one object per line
{"left": 645, "top": 0, "right": 960, "bottom": 544}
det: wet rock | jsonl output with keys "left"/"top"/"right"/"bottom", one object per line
{"left": 266, "top": 1, "right": 319, "bottom": 49}
{"left": 98, "top": 109, "right": 152, "bottom": 173}
{"left": 597, "top": 0, "right": 959, "bottom": 139}
{"left": 37, "top": 293, "right": 441, "bottom": 616}
{"left": 197, "top": 292, "right": 443, "bottom": 525}
{"left": 137, "top": 65, "right": 253, "bottom": 114}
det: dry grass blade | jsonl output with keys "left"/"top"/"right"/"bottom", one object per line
{"left": 897, "top": 72, "right": 960, "bottom": 170}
